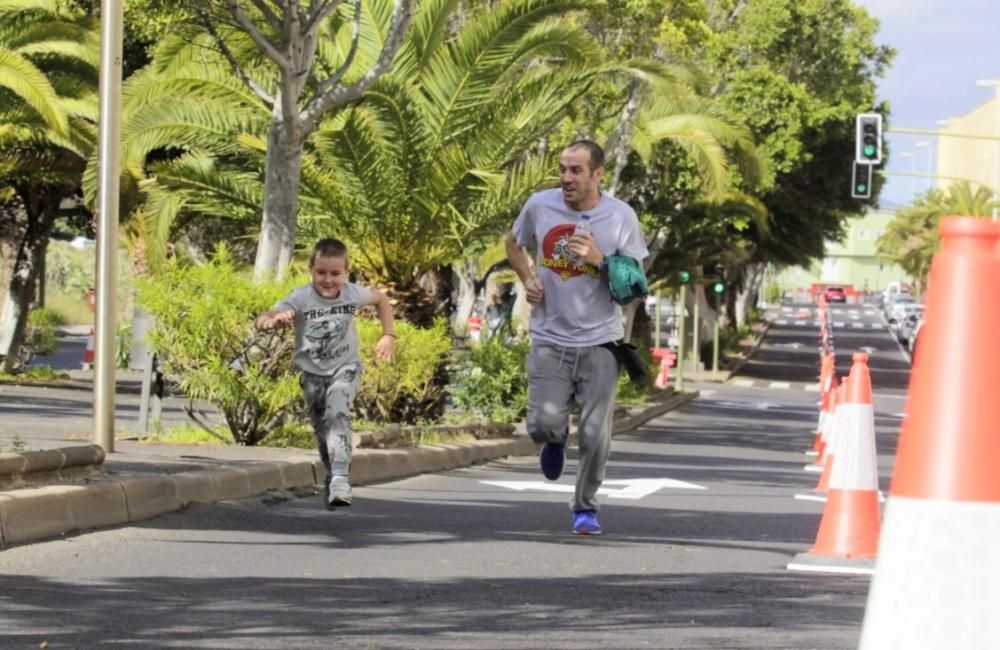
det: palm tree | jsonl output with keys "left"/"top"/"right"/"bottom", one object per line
{"left": 0, "top": 0, "right": 98, "bottom": 371}
{"left": 100, "top": 0, "right": 620, "bottom": 324}
{"left": 877, "top": 182, "right": 999, "bottom": 290}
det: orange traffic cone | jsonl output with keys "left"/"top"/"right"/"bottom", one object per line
{"left": 808, "top": 353, "right": 836, "bottom": 457}
{"left": 797, "top": 378, "right": 846, "bottom": 500}
{"left": 859, "top": 217, "right": 1000, "bottom": 648}
{"left": 82, "top": 327, "right": 95, "bottom": 369}
{"left": 806, "top": 378, "right": 841, "bottom": 473}
{"left": 788, "top": 353, "right": 880, "bottom": 574}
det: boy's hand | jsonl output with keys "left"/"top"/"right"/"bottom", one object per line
{"left": 376, "top": 334, "right": 396, "bottom": 363}
{"left": 259, "top": 309, "right": 295, "bottom": 330}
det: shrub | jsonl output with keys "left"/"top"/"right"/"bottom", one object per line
{"left": 449, "top": 336, "right": 530, "bottom": 423}
{"left": 354, "top": 318, "right": 453, "bottom": 424}
{"left": 26, "top": 308, "right": 66, "bottom": 355}
{"left": 138, "top": 246, "right": 456, "bottom": 444}
{"left": 137, "top": 246, "right": 303, "bottom": 446}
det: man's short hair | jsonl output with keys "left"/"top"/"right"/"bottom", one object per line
{"left": 565, "top": 140, "right": 605, "bottom": 172}
{"left": 310, "top": 238, "right": 349, "bottom": 266}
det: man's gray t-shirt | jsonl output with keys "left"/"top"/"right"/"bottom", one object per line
{"left": 512, "top": 188, "right": 648, "bottom": 347}
{"left": 275, "top": 282, "right": 372, "bottom": 375}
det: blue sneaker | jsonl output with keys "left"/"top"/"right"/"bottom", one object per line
{"left": 540, "top": 442, "right": 566, "bottom": 480}
{"left": 573, "top": 510, "right": 602, "bottom": 535}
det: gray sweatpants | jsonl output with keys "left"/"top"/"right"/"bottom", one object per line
{"left": 300, "top": 364, "right": 362, "bottom": 482}
{"left": 526, "top": 341, "right": 619, "bottom": 512}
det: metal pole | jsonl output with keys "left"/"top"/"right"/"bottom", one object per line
{"left": 93, "top": 0, "right": 124, "bottom": 452}
{"left": 654, "top": 290, "right": 661, "bottom": 348}
{"left": 675, "top": 284, "right": 686, "bottom": 392}
{"left": 712, "top": 306, "right": 720, "bottom": 374}
{"left": 691, "top": 284, "right": 700, "bottom": 375}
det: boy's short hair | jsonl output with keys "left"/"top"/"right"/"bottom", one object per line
{"left": 565, "top": 140, "right": 605, "bottom": 172}
{"left": 310, "top": 238, "right": 349, "bottom": 266}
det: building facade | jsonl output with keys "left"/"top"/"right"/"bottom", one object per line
{"left": 772, "top": 208, "right": 910, "bottom": 296}
{"left": 937, "top": 90, "right": 1000, "bottom": 198}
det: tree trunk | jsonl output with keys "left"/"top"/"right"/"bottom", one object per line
{"left": 605, "top": 82, "right": 643, "bottom": 198}
{"left": 253, "top": 114, "right": 305, "bottom": 279}
{"left": 735, "top": 262, "right": 765, "bottom": 327}
{"left": 453, "top": 259, "right": 477, "bottom": 334}
{"left": 0, "top": 238, "right": 16, "bottom": 308}
{"left": 0, "top": 202, "right": 57, "bottom": 371}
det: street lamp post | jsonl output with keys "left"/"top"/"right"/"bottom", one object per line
{"left": 976, "top": 79, "right": 1000, "bottom": 221}
{"left": 94, "top": 0, "right": 124, "bottom": 452}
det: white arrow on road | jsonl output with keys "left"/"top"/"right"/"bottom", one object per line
{"left": 480, "top": 478, "right": 706, "bottom": 500}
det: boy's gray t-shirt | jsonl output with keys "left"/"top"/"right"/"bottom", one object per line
{"left": 512, "top": 188, "right": 648, "bottom": 347}
{"left": 276, "top": 282, "right": 372, "bottom": 375}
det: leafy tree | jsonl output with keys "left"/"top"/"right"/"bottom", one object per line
{"left": 119, "top": 0, "right": 415, "bottom": 279}
{"left": 0, "top": 0, "right": 98, "bottom": 372}
{"left": 877, "top": 182, "right": 998, "bottom": 290}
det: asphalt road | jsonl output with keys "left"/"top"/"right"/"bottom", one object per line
{"left": 0, "top": 304, "right": 909, "bottom": 649}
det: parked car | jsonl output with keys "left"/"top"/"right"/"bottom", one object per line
{"left": 896, "top": 312, "right": 923, "bottom": 343}
{"left": 888, "top": 301, "right": 923, "bottom": 329}
{"left": 884, "top": 294, "right": 916, "bottom": 320}
{"left": 823, "top": 285, "right": 847, "bottom": 303}
{"left": 907, "top": 319, "right": 924, "bottom": 361}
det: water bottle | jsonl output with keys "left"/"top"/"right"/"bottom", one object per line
{"left": 575, "top": 214, "right": 591, "bottom": 235}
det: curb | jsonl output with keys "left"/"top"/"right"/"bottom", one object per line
{"left": 0, "top": 390, "right": 698, "bottom": 548}
{"left": 0, "top": 445, "right": 105, "bottom": 489}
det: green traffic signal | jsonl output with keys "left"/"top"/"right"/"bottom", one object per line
{"left": 680, "top": 271, "right": 690, "bottom": 282}
{"left": 712, "top": 281, "right": 724, "bottom": 294}
{"left": 856, "top": 183, "right": 868, "bottom": 193}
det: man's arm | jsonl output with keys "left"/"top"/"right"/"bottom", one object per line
{"left": 505, "top": 231, "right": 544, "bottom": 305}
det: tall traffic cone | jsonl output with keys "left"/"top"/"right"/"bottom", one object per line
{"left": 859, "top": 217, "right": 1000, "bottom": 648}
{"left": 797, "top": 378, "right": 847, "bottom": 500}
{"left": 805, "top": 379, "right": 841, "bottom": 473}
{"left": 807, "top": 353, "right": 836, "bottom": 457}
{"left": 82, "top": 327, "right": 95, "bottom": 369}
{"left": 788, "top": 353, "right": 880, "bottom": 574}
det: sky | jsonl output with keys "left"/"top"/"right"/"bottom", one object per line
{"left": 854, "top": 0, "right": 1000, "bottom": 207}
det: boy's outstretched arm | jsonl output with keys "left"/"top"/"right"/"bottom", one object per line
{"left": 371, "top": 289, "right": 396, "bottom": 363}
{"left": 255, "top": 308, "right": 295, "bottom": 331}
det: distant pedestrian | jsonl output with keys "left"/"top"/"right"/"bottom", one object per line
{"left": 505, "top": 140, "right": 648, "bottom": 535}
{"left": 255, "top": 238, "right": 396, "bottom": 509}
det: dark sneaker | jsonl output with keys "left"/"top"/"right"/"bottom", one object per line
{"left": 540, "top": 442, "right": 566, "bottom": 481}
{"left": 328, "top": 476, "right": 352, "bottom": 508}
{"left": 572, "top": 510, "right": 602, "bottom": 535}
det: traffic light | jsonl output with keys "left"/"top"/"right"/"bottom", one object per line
{"left": 679, "top": 270, "right": 690, "bottom": 283}
{"left": 852, "top": 162, "right": 873, "bottom": 199}
{"left": 855, "top": 113, "right": 883, "bottom": 165}
{"left": 712, "top": 264, "right": 725, "bottom": 295}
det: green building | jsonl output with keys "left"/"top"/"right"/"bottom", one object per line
{"left": 773, "top": 207, "right": 911, "bottom": 296}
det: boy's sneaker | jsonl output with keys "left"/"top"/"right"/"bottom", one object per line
{"left": 572, "top": 510, "right": 602, "bottom": 535}
{"left": 328, "top": 476, "right": 352, "bottom": 508}
{"left": 540, "top": 442, "right": 566, "bottom": 481}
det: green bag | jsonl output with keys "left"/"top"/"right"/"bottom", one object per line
{"left": 606, "top": 255, "right": 650, "bottom": 306}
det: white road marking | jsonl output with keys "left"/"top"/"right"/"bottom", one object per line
{"left": 481, "top": 478, "right": 707, "bottom": 499}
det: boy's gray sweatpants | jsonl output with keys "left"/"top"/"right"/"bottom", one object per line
{"left": 301, "top": 364, "right": 362, "bottom": 481}
{"left": 526, "top": 341, "right": 619, "bottom": 512}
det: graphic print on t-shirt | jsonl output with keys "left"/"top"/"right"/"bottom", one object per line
{"left": 540, "top": 224, "right": 600, "bottom": 281}
{"left": 302, "top": 306, "right": 355, "bottom": 364}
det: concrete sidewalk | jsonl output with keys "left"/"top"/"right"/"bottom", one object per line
{"left": 0, "top": 388, "right": 698, "bottom": 547}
